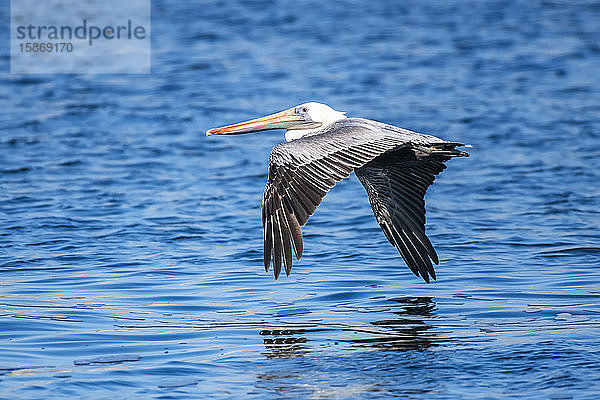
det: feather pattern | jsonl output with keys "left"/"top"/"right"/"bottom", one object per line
{"left": 261, "top": 118, "right": 467, "bottom": 281}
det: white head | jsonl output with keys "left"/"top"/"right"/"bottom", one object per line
{"left": 206, "top": 102, "right": 347, "bottom": 142}
{"left": 284, "top": 102, "right": 347, "bottom": 141}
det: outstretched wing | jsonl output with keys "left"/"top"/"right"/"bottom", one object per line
{"left": 261, "top": 118, "right": 457, "bottom": 279}
{"left": 262, "top": 120, "right": 409, "bottom": 278}
{"left": 355, "top": 146, "right": 464, "bottom": 283}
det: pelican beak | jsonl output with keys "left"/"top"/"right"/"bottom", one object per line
{"left": 206, "top": 108, "right": 307, "bottom": 136}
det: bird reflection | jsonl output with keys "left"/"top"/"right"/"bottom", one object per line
{"left": 255, "top": 297, "right": 441, "bottom": 397}
{"left": 258, "top": 297, "right": 439, "bottom": 359}
{"left": 351, "top": 296, "right": 438, "bottom": 351}
{"left": 259, "top": 328, "right": 311, "bottom": 359}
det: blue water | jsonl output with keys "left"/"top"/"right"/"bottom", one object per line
{"left": 2, "top": 0, "right": 600, "bottom": 398}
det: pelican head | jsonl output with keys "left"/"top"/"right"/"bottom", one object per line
{"left": 206, "top": 102, "right": 347, "bottom": 142}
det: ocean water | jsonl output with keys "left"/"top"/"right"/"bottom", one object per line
{"left": 1, "top": 0, "right": 600, "bottom": 398}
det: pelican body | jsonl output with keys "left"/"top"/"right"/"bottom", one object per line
{"left": 207, "top": 103, "right": 468, "bottom": 283}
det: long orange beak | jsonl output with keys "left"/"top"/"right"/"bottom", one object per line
{"left": 206, "top": 108, "right": 304, "bottom": 136}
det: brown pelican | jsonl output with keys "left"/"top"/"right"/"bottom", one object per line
{"left": 206, "top": 103, "right": 468, "bottom": 283}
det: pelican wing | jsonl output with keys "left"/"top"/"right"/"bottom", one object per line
{"left": 355, "top": 147, "right": 462, "bottom": 283}
{"left": 262, "top": 118, "right": 456, "bottom": 279}
{"left": 262, "top": 119, "right": 468, "bottom": 280}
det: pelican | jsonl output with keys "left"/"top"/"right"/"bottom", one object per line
{"left": 206, "top": 102, "right": 468, "bottom": 283}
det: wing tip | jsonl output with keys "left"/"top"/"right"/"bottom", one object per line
{"left": 415, "top": 264, "right": 437, "bottom": 283}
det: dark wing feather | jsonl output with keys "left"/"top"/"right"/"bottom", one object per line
{"left": 355, "top": 146, "right": 457, "bottom": 283}
{"left": 261, "top": 118, "right": 467, "bottom": 280}
{"left": 262, "top": 119, "right": 410, "bottom": 279}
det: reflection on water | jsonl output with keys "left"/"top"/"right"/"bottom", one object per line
{"left": 353, "top": 297, "right": 438, "bottom": 352}
{"left": 258, "top": 298, "right": 439, "bottom": 359}
{"left": 260, "top": 329, "right": 310, "bottom": 359}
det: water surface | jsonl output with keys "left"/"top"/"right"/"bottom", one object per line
{"left": 1, "top": 1, "right": 600, "bottom": 398}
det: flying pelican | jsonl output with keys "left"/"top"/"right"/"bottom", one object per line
{"left": 206, "top": 102, "right": 468, "bottom": 283}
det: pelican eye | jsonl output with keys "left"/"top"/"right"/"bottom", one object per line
{"left": 301, "top": 106, "right": 308, "bottom": 113}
